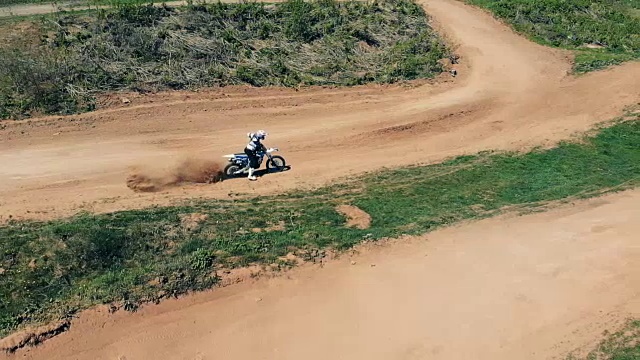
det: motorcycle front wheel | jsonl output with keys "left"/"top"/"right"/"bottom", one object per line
{"left": 266, "top": 156, "right": 286, "bottom": 172}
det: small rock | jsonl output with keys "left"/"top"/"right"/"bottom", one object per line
{"left": 350, "top": 261, "right": 357, "bottom": 265}
{"left": 256, "top": 297, "right": 263, "bottom": 302}
{"left": 53, "top": 132, "right": 60, "bottom": 136}
{"left": 370, "top": 264, "right": 376, "bottom": 267}
{"left": 121, "top": 97, "right": 131, "bottom": 104}
{"left": 450, "top": 69, "right": 457, "bottom": 77}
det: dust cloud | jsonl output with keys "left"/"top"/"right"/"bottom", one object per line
{"left": 126, "top": 157, "right": 224, "bottom": 192}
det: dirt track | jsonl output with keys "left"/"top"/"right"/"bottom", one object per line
{"left": 1, "top": 0, "right": 640, "bottom": 358}
{"left": 0, "top": 0, "right": 640, "bottom": 360}
{"left": 1, "top": 0, "right": 639, "bottom": 221}
{"left": 6, "top": 189, "right": 640, "bottom": 360}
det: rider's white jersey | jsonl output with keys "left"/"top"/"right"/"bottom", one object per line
{"left": 246, "top": 134, "right": 261, "bottom": 151}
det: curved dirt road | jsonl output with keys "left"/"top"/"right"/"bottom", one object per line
{"left": 1, "top": 0, "right": 638, "bottom": 221}
{"left": 7, "top": 189, "right": 640, "bottom": 360}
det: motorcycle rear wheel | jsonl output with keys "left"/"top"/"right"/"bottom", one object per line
{"left": 224, "top": 163, "right": 242, "bottom": 178}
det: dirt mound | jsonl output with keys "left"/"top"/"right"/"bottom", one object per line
{"left": 126, "top": 157, "right": 223, "bottom": 193}
{"left": 179, "top": 212, "right": 209, "bottom": 231}
{"left": 336, "top": 204, "right": 372, "bottom": 229}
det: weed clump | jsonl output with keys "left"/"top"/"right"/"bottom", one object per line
{"left": 567, "top": 319, "right": 640, "bottom": 359}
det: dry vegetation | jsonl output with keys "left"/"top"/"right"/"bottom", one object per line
{"left": 0, "top": 0, "right": 450, "bottom": 119}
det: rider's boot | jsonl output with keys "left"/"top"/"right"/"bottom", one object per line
{"left": 248, "top": 167, "right": 257, "bottom": 181}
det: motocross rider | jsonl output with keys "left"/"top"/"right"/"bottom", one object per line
{"left": 244, "top": 130, "right": 267, "bottom": 181}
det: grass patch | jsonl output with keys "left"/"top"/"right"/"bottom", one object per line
{"left": 0, "top": 0, "right": 450, "bottom": 119}
{"left": 1, "top": 115, "right": 639, "bottom": 339}
{"left": 568, "top": 319, "right": 640, "bottom": 360}
{"left": 466, "top": 0, "right": 640, "bottom": 72}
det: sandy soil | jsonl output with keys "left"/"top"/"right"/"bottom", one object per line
{"left": 1, "top": 0, "right": 638, "bottom": 221}
{"left": 5, "top": 188, "right": 639, "bottom": 360}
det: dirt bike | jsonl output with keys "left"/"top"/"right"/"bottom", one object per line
{"left": 222, "top": 147, "right": 286, "bottom": 178}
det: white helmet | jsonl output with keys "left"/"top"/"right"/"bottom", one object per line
{"left": 256, "top": 130, "right": 267, "bottom": 139}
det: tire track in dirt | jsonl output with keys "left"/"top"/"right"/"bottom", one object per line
{"left": 0, "top": 0, "right": 638, "bottom": 223}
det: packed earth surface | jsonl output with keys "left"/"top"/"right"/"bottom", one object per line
{"left": 0, "top": 0, "right": 639, "bottom": 358}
